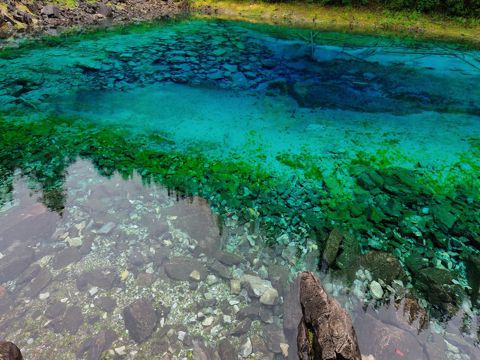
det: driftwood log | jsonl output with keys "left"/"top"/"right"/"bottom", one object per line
{"left": 0, "top": 341, "right": 23, "bottom": 360}
{"left": 297, "top": 272, "right": 361, "bottom": 360}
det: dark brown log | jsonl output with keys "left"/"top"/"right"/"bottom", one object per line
{"left": 297, "top": 272, "right": 361, "bottom": 360}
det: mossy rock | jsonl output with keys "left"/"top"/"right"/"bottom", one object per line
{"left": 415, "top": 267, "right": 463, "bottom": 312}
{"left": 360, "top": 250, "right": 408, "bottom": 284}
{"left": 322, "top": 228, "right": 344, "bottom": 267}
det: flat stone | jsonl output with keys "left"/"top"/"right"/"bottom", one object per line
{"left": 52, "top": 247, "right": 83, "bottom": 270}
{"left": 45, "top": 300, "right": 67, "bottom": 319}
{"left": 77, "top": 269, "right": 119, "bottom": 291}
{"left": 241, "top": 274, "right": 275, "bottom": 298}
{"left": 63, "top": 306, "right": 84, "bottom": 335}
{"left": 216, "top": 251, "right": 243, "bottom": 266}
{"left": 94, "top": 296, "right": 117, "bottom": 313}
{"left": 164, "top": 258, "right": 207, "bottom": 282}
{"left": 208, "top": 260, "right": 232, "bottom": 279}
{"left": 0, "top": 246, "right": 35, "bottom": 283}
{"left": 262, "top": 324, "right": 287, "bottom": 354}
{"left": 123, "top": 298, "right": 158, "bottom": 343}
{"left": 97, "top": 222, "right": 116, "bottom": 235}
{"left": 26, "top": 268, "right": 52, "bottom": 298}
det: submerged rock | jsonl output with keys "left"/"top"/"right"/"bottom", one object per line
{"left": 360, "top": 251, "right": 407, "bottom": 285}
{"left": 164, "top": 258, "right": 207, "bottom": 281}
{"left": 297, "top": 272, "right": 361, "bottom": 360}
{"left": 0, "top": 341, "right": 23, "bottom": 360}
{"left": 123, "top": 298, "right": 158, "bottom": 343}
{"left": 322, "top": 228, "right": 344, "bottom": 268}
{"left": 240, "top": 274, "right": 277, "bottom": 299}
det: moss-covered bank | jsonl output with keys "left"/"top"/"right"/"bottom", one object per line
{"left": 193, "top": 0, "right": 480, "bottom": 47}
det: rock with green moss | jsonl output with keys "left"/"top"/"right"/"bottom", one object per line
{"left": 415, "top": 267, "right": 463, "bottom": 312}
{"left": 360, "top": 251, "right": 408, "bottom": 285}
{"left": 322, "top": 228, "right": 344, "bottom": 267}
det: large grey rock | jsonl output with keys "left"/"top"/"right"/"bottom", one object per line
{"left": 41, "top": 5, "right": 60, "bottom": 18}
{"left": 297, "top": 272, "right": 361, "bottom": 360}
{"left": 123, "top": 298, "right": 158, "bottom": 343}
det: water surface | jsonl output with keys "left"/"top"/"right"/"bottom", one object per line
{"left": 0, "top": 19, "right": 480, "bottom": 359}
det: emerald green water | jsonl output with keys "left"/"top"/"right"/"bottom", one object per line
{"left": 0, "top": 18, "right": 479, "bottom": 359}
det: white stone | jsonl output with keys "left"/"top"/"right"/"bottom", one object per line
{"left": 115, "top": 346, "right": 126, "bottom": 356}
{"left": 280, "top": 343, "right": 289, "bottom": 357}
{"left": 206, "top": 274, "right": 218, "bottom": 285}
{"left": 240, "top": 337, "right": 252, "bottom": 357}
{"left": 66, "top": 236, "right": 83, "bottom": 247}
{"left": 223, "top": 315, "right": 232, "bottom": 324}
{"left": 369, "top": 281, "right": 384, "bottom": 300}
{"left": 39, "top": 292, "right": 50, "bottom": 300}
{"left": 202, "top": 317, "right": 214, "bottom": 327}
{"left": 240, "top": 274, "right": 274, "bottom": 298}
{"left": 178, "top": 331, "right": 186, "bottom": 342}
{"left": 89, "top": 287, "right": 99, "bottom": 296}
{"left": 260, "top": 287, "right": 278, "bottom": 306}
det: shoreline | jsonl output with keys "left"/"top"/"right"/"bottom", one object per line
{"left": 193, "top": 0, "right": 480, "bottom": 47}
{"left": 1, "top": 1, "right": 479, "bottom": 47}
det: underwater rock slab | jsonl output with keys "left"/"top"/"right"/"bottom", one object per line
{"left": 123, "top": 298, "right": 159, "bottom": 343}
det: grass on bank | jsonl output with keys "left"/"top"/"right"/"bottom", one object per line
{"left": 192, "top": 0, "right": 480, "bottom": 46}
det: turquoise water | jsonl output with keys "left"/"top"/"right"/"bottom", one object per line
{"left": 0, "top": 19, "right": 480, "bottom": 359}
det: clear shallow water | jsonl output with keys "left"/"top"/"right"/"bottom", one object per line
{"left": 0, "top": 18, "right": 480, "bottom": 359}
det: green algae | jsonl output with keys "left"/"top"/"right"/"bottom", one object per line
{"left": 1, "top": 112, "right": 479, "bottom": 314}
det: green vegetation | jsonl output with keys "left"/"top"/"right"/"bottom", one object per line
{"left": 1, "top": 112, "right": 479, "bottom": 314}
{"left": 193, "top": 0, "right": 480, "bottom": 46}
{"left": 303, "top": 0, "right": 480, "bottom": 18}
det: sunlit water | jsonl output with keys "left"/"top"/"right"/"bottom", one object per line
{"left": 0, "top": 19, "right": 480, "bottom": 359}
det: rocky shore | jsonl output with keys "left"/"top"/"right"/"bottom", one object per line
{"left": 0, "top": 0, "right": 188, "bottom": 39}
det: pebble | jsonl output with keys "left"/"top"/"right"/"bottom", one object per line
{"left": 280, "top": 343, "right": 289, "bottom": 357}
{"left": 259, "top": 287, "right": 278, "bottom": 305}
{"left": 189, "top": 270, "right": 201, "bottom": 281}
{"left": 206, "top": 274, "right": 218, "bottom": 285}
{"left": 98, "top": 222, "right": 116, "bottom": 235}
{"left": 27, "top": 338, "right": 34, "bottom": 345}
{"left": 89, "top": 286, "right": 99, "bottom": 296}
{"left": 230, "top": 279, "right": 241, "bottom": 294}
{"left": 121, "top": 270, "right": 129, "bottom": 281}
{"left": 39, "top": 292, "right": 50, "bottom": 300}
{"left": 178, "top": 331, "right": 186, "bottom": 342}
{"left": 66, "top": 236, "right": 83, "bottom": 247}
{"left": 115, "top": 346, "right": 126, "bottom": 356}
{"left": 369, "top": 281, "right": 384, "bottom": 300}
{"left": 202, "top": 316, "right": 214, "bottom": 327}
